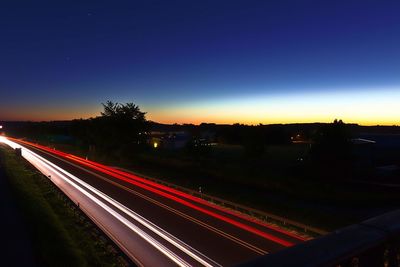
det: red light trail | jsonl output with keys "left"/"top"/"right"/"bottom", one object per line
{"left": 10, "top": 137, "right": 307, "bottom": 247}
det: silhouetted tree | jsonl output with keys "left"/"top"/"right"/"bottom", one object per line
{"left": 71, "top": 101, "right": 149, "bottom": 157}
{"left": 101, "top": 101, "right": 119, "bottom": 117}
{"left": 101, "top": 101, "right": 146, "bottom": 121}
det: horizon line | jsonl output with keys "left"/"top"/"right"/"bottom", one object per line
{"left": 1, "top": 119, "right": 399, "bottom": 128}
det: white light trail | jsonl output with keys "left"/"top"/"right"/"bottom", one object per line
{"left": 0, "top": 137, "right": 220, "bottom": 267}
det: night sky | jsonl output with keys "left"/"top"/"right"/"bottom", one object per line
{"left": 1, "top": 0, "right": 400, "bottom": 125}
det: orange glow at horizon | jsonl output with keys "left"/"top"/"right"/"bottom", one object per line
{"left": 0, "top": 104, "right": 100, "bottom": 122}
{"left": 148, "top": 113, "right": 399, "bottom": 126}
{"left": 1, "top": 89, "right": 399, "bottom": 126}
{"left": 147, "top": 89, "right": 400, "bottom": 126}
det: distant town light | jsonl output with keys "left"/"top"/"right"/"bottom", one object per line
{"left": 153, "top": 142, "right": 158, "bottom": 148}
{"left": 0, "top": 125, "right": 2, "bottom": 129}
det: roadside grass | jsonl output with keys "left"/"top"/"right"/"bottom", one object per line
{"left": 0, "top": 145, "right": 126, "bottom": 267}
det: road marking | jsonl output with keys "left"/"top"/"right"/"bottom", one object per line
{"left": 3, "top": 139, "right": 191, "bottom": 267}
{"left": 25, "top": 143, "right": 268, "bottom": 255}
{"left": 28, "top": 149, "right": 220, "bottom": 267}
{"left": 72, "top": 155, "right": 307, "bottom": 242}
{"left": 12, "top": 138, "right": 304, "bottom": 244}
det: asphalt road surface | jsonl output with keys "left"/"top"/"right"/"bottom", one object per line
{"left": 1, "top": 137, "right": 306, "bottom": 267}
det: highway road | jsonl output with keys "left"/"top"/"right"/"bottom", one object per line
{"left": 0, "top": 137, "right": 306, "bottom": 266}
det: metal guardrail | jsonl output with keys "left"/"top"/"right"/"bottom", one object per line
{"left": 114, "top": 166, "right": 328, "bottom": 237}
{"left": 238, "top": 209, "right": 400, "bottom": 267}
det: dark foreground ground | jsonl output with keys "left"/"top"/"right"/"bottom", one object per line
{"left": 0, "top": 145, "right": 128, "bottom": 267}
{"left": 0, "top": 161, "right": 38, "bottom": 266}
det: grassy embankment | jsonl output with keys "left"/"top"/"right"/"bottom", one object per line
{"left": 0, "top": 145, "right": 128, "bottom": 267}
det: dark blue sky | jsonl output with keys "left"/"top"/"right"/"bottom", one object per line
{"left": 1, "top": 0, "right": 400, "bottom": 124}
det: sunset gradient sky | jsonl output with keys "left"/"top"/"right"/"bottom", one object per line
{"left": 1, "top": 0, "right": 399, "bottom": 125}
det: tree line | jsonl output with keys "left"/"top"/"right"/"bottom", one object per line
{"left": 4, "top": 101, "right": 355, "bottom": 165}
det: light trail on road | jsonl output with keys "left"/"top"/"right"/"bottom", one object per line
{"left": 0, "top": 137, "right": 219, "bottom": 266}
{"left": 10, "top": 138, "right": 305, "bottom": 244}
{"left": 1, "top": 136, "right": 308, "bottom": 266}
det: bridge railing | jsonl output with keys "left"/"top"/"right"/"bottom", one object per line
{"left": 238, "top": 209, "right": 400, "bottom": 267}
